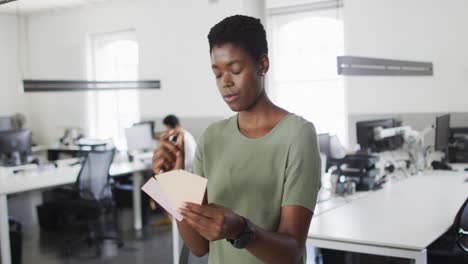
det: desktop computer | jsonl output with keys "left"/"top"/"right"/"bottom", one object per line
{"left": 125, "top": 123, "right": 154, "bottom": 162}
{"left": 125, "top": 123, "right": 154, "bottom": 152}
{"left": 435, "top": 114, "right": 450, "bottom": 154}
{"left": 0, "top": 129, "right": 32, "bottom": 166}
{"left": 0, "top": 117, "right": 13, "bottom": 132}
{"left": 432, "top": 114, "right": 453, "bottom": 170}
{"left": 356, "top": 118, "right": 403, "bottom": 153}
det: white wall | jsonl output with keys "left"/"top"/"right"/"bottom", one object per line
{"left": 24, "top": 0, "right": 266, "bottom": 144}
{"left": 344, "top": 0, "right": 468, "bottom": 115}
{"left": 0, "top": 15, "right": 30, "bottom": 122}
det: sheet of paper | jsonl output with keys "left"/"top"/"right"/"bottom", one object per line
{"left": 140, "top": 169, "right": 207, "bottom": 221}
{"left": 141, "top": 177, "right": 182, "bottom": 220}
{"left": 156, "top": 170, "right": 208, "bottom": 210}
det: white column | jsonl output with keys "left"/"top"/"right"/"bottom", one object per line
{"left": 0, "top": 194, "right": 12, "bottom": 264}
{"left": 172, "top": 218, "right": 182, "bottom": 264}
{"left": 132, "top": 172, "right": 143, "bottom": 230}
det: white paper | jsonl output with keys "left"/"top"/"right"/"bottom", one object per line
{"left": 141, "top": 170, "right": 207, "bottom": 221}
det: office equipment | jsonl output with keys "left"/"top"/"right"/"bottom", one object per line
{"left": 0, "top": 129, "right": 32, "bottom": 166}
{"left": 334, "top": 154, "right": 382, "bottom": 191}
{"left": 448, "top": 127, "right": 468, "bottom": 163}
{"left": 134, "top": 120, "right": 155, "bottom": 136}
{"left": 59, "top": 127, "right": 84, "bottom": 146}
{"left": 0, "top": 117, "right": 13, "bottom": 131}
{"left": 356, "top": 119, "right": 403, "bottom": 152}
{"left": 435, "top": 114, "right": 450, "bottom": 155}
{"left": 308, "top": 171, "right": 468, "bottom": 264}
{"left": 125, "top": 123, "right": 154, "bottom": 152}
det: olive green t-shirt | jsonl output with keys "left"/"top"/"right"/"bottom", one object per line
{"left": 193, "top": 113, "right": 321, "bottom": 264}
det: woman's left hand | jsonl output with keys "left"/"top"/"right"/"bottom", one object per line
{"left": 178, "top": 203, "right": 245, "bottom": 241}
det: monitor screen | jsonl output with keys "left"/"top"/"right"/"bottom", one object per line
{"left": 356, "top": 119, "right": 403, "bottom": 152}
{"left": 125, "top": 124, "right": 154, "bottom": 152}
{"left": 0, "top": 129, "right": 32, "bottom": 165}
{"left": 0, "top": 117, "right": 12, "bottom": 132}
{"left": 435, "top": 114, "right": 450, "bottom": 151}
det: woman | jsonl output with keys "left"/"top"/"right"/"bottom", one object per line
{"left": 152, "top": 15, "right": 321, "bottom": 264}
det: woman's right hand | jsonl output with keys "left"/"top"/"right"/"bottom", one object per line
{"left": 152, "top": 129, "right": 185, "bottom": 174}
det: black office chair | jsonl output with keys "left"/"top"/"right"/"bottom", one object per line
{"left": 54, "top": 149, "right": 124, "bottom": 257}
{"left": 428, "top": 198, "right": 468, "bottom": 264}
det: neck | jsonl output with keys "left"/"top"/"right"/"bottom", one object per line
{"left": 238, "top": 91, "right": 285, "bottom": 127}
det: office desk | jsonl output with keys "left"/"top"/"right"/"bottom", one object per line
{"left": 0, "top": 164, "right": 81, "bottom": 264}
{"left": 308, "top": 171, "right": 468, "bottom": 264}
{"left": 0, "top": 159, "right": 152, "bottom": 264}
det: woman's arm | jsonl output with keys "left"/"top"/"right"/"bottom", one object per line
{"left": 179, "top": 203, "right": 313, "bottom": 264}
{"left": 177, "top": 195, "right": 210, "bottom": 257}
{"left": 245, "top": 205, "right": 312, "bottom": 264}
{"left": 152, "top": 130, "right": 209, "bottom": 257}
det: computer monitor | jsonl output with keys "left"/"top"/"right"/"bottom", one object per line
{"left": 0, "top": 117, "right": 12, "bottom": 131}
{"left": 435, "top": 114, "right": 450, "bottom": 152}
{"left": 133, "top": 120, "right": 155, "bottom": 136}
{"left": 0, "top": 129, "right": 32, "bottom": 166}
{"left": 356, "top": 119, "right": 403, "bottom": 153}
{"left": 125, "top": 124, "right": 154, "bottom": 152}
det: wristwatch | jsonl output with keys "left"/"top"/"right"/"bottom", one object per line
{"left": 227, "top": 217, "right": 256, "bottom": 249}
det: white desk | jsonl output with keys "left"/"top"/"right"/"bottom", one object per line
{"left": 308, "top": 170, "right": 468, "bottom": 264}
{"left": 0, "top": 159, "right": 152, "bottom": 264}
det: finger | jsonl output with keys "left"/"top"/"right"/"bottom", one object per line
{"left": 174, "top": 147, "right": 185, "bottom": 170}
{"left": 160, "top": 140, "right": 182, "bottom": 154}
{"left": 206, "top": 203, "right": 224, "bottom": 209}
{"left": 183, "top": 202, "right": 218, "bottom": 219}
{"left": 179, "top": 208, "right": 213, "bottom": 229}
{"left": 161, "top": 129, "right": 178, "bottom": 141}
{"left": 182, "top": 217, "right": 216, "bottom": 241}
{"left": 152, "top": 157, "right": 171, "bottom": 174}
{"left": 156, "top": 148, "right": 176, "bottom": 164}
{"left": 176, "top": 130, "right": 184, "bottom": 149}
{"left": 179, "top": 209, "right": 224, "bottom": 241}
{"left": 152, "top": 159, "right": 165, "bottom": 174}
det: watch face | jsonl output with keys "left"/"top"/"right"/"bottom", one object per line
{"left": 236, "top": 232, "right": 255, "bottom": 248}
{"left": 231, "top": 218, "right": 256, "bottom": 249}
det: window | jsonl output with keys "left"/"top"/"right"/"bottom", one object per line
{"left": 269, "top": 7, "right": 346, "bottom": 145}
{"left": 88, "top": 30, "right": 140, "bottom": 150}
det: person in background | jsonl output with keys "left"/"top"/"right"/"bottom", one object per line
{"left": 162, "top": 114, "right": 197, "bottom": 173}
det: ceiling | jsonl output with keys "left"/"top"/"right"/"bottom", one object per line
{"left": 0, "top": 0, "right": 113, "bottom": 15}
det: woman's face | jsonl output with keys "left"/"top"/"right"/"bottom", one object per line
{"left": 210, "top": 43, "right": 266, "bottom": 112}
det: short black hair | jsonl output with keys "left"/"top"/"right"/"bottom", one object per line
{"left": 208, "top": 15, "right": 268, "bottom": 61}
{"left": 163, "top": 115, "right": 180, "bottom": 129}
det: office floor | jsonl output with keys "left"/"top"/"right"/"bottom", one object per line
{"left": 21, "top": 215, "right": 208, "bottom": 264}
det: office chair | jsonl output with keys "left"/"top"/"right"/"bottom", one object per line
{"left": 54, "top": 149, "right": 124, "bottom": 257}
{"left": 428, "top": 198, "right": 468, "bottom": 264}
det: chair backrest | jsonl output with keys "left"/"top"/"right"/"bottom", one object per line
{"left": 455, "top": 198, "right": 468, "bottom": 252}
{"left": 76, "top": 149, "right": 115, "bottom": 201}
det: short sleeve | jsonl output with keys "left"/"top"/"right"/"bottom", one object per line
{"left": 193, "top": 131, "right": 205, "bottom": 178}
{"left": 281, "top": 122, "right": 322, "bottom": 213}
